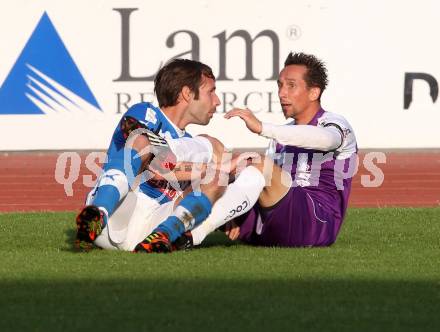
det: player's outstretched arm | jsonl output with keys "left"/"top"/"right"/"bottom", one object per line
{"left": 225, "top": 107, "right": 342, "bottom": 152}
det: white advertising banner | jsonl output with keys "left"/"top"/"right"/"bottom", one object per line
{"left": 0, "top": 0, "right": 439, "bottom": 150}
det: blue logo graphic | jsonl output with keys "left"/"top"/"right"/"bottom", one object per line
{"left": 0, "top": 12, "right": 101, "bottom": 115}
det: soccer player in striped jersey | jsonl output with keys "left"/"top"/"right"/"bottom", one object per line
{"left": 75, "top": 59, "right": 228, "bottom": 252}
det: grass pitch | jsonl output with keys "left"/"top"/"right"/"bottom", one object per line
{"left": 0, "top": 208, "right": 439, "bottom": 332}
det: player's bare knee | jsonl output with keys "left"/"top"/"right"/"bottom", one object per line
{"left": 199, "top": 171, "right": 227, "bottom": 202}
{"left": 198, "top": 134, "right": 225, "bottom": 162}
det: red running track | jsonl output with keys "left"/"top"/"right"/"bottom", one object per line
{"left": 0, "top": 150, "right": 439, "bottom": 212}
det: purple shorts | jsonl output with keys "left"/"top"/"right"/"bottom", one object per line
{"left": 236, "top": 186, "right": 344, "bottom": 247}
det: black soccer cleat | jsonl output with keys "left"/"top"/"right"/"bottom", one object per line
{"left": 172, "top": 231, "right": 194, "bottom": 251}
{"left": 75, "top": 205, "right": 106, "bottom": 251}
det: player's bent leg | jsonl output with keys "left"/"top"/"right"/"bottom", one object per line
{"left": 191, "top": 165, "right": 266, "bottom": 246}
{"left": 249, "top": 156, "right": 292, "bottom": 208}
{"left": 75, "top": 168, "right": 129, "bottom": 251}
{"left": 190, "top": 155, "right": 290, "bottom": 246}
{"left": 77, "top": 189, "right": 143, "bottom": 251}
{"left": 134, "top": 137, "right": 226, "bottom": 254}
{"left": 91, "top": 134, "right": 149, "bottom": 216}
{"left": 197, "top": 135, "right": 225, "bottom": 161}
{"left": 119, "top": 194, "right": 174, "bottom": 251}
{"left": 74, "top": 134, "right": 152, "bottom": 250}
{"left": 237, "top": 186, "right": 341, "bottom": 247}
{"left": 134, "top": 171, "right": 226, "bottom": 253}
{"left": 134, "top": 191, "right": 215, "bottom": 253}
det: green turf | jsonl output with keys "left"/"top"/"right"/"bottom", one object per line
{"left": 0, "top": 208, "right": 439, "bottom": 332}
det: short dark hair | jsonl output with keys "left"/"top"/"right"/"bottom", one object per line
{"left": 154, "top": 59, "right": 215, "bottom": 108}
{"left": 284, "top": 52, "right": 328, "bottom": 99}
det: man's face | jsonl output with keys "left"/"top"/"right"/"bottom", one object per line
{"left": 277, "top": 65, "right": 317, "bottom": 119}
{"left": 187, "top": 75, "right": 220, "bottom": 125}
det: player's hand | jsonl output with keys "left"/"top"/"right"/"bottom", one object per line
{"left": 224, "top": 220, "right": 240, "bottom": 241}
{"left": 229, "top": 151, "right": 260, "bottom": 175}
{"left": 224, "top": 108, "right": 262, "bottom": 134}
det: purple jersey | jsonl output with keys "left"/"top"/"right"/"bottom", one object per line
{"left": 268, "top": 108, "right": 357, "bottom": 220}
{"left": 238, "top": 108, "right": 357, "bottom": 247}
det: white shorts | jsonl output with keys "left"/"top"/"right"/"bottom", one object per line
{"left": 89, "top": 189, "right": 175, "bottom": 251}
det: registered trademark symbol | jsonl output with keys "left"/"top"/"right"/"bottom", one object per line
{"left": 286, "top": 25, "right": 302, "bottom": 41}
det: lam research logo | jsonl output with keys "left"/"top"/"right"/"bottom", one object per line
{"left": 0, "top": 12, "right": 101, "bottom": 115}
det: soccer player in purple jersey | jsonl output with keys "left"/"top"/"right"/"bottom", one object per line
{"left": 188, "top": 52, "right": 358, "bottom": 247}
